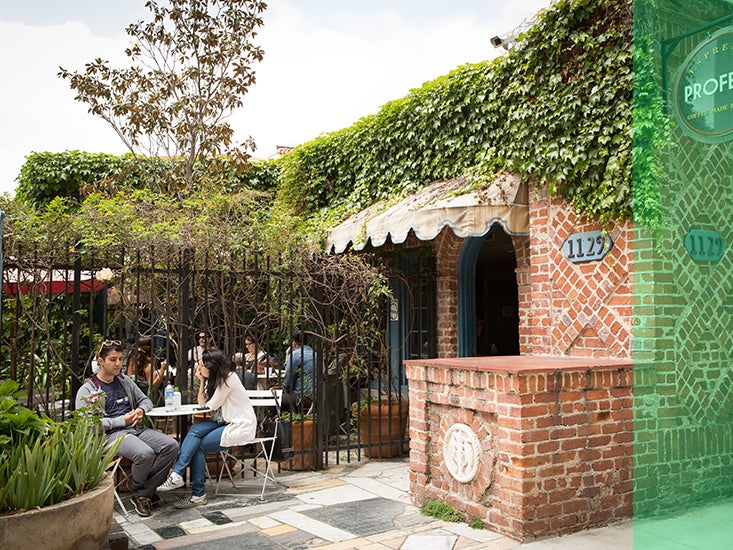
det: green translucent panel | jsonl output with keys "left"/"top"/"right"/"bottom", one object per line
{"left": 633, "top": 0, "right": 733, "bottom": 547}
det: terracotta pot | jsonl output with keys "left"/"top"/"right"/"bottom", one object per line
{"left": 0, "top": 474, "right": 114, "bottom": 550}
{"left": 358, "top": 402, "right": 409, "bottom": 458}
{"left": 281, "top": 420, "right": 316, "bottom": 471}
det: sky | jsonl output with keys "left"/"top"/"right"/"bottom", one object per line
{"left": 0, "top": 0, "right": 552, "bottom": 196}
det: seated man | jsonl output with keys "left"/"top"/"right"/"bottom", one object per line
{"left": 282, "top": 331, "right": 315, "bottom": 412}
{"left": 76, "top": 340, "right": 179, "bottom": 517}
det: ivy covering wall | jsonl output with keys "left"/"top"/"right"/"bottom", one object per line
{"left": 276, "top": 0, "right": 632, "bottom": 228}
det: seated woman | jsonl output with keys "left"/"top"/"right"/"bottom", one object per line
{"left": 128, "top": 336, "right": 168, "bottom": 402}
{"left": 157, "top": 348, "right": 256, "bottom": 508}
{"left": 233, "top": 351, "right": 256, "bottom": 390}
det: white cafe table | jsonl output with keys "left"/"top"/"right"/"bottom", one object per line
{"left": 147, "top": 403, "right": 208, "bottom": 440}
{"left": 256, "top": 368, "right": 282, "bottom": 390}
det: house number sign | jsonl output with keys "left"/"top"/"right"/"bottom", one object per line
{"left": 683, "top": 229, "right": 725, "bottom": 262}
{"left": 562, "top": 230, "right": 613, "bottom": 263}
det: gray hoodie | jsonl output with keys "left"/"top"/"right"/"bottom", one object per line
{"left": 75, "top": 374, "right": 153, "bottom": 433}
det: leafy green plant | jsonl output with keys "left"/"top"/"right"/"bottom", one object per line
{"left": 421, "top": 500, "right": 464, "bottom": 522}
{"left": 0, "top": 380, "right": 53, "bottom": 447}
{"left": 469, "top": 517, "right": 485, "bottom": 530}
{"left": 281, "top": 411, "right": 314, "bottom": 423}
{"left": 273, "top": 0, "right": 631, "bottom": 231}
{"left": 0, "top": 380, "right": 120, "bottom": 514}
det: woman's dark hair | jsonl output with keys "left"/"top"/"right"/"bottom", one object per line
{"left": 202, "top": 348, "right": 235, "bottom": 400}
{"left": 129, "top": 337, "right": 152, "bottom": 377}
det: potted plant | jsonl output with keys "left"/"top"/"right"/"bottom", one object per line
{"left": 280, "top": 410, "right": 316, "bottom": 471}
{"left": 345, "top": 350, "right": 409, "bottom": 459}
{"left": 352, "top": 392, "right": 409, "bottom": 458}
{"left": 0, "top": 380, "right": 121, "bottom": 549}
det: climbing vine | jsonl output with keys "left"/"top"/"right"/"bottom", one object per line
{"left": 276, "top": 0, "right": 633, "bottom": 227}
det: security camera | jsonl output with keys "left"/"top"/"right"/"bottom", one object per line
{"left": 490, "top": 33, "right": 516, "bottom": 50}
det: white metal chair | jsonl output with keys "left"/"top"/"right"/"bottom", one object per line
{"left": 110, "top": 456, "right": 131, "bottom": 516}
{"left": 214, "top": 389, "right": 283, "bottom": 500}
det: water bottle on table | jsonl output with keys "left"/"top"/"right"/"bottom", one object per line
{"left": 164, "top": 381, "right": 174, "bottom": 412}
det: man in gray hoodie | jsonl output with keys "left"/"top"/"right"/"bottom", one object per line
{"left": 76, "top": 340, "right": 179, "bottom": 517}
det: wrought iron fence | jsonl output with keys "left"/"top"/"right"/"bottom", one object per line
{"left": 0, "top": 243, "right": 426, "bottom": 469}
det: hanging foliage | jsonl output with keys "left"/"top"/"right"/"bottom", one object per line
{"left": 276, "top": 0, "right": 633, "bottom": 228}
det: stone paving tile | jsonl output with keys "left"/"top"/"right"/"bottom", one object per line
{"left": 297, "top": 484, "right": 379, "bottom": 506}
{"left": 154, "top": 524, "right": 187, "bottom": 539}
{"left": 178, "top": 517, "right": 215, "bottom": 531}
{"left": 262, "top": 523, "right": 297, "bottom": 536}
{"left": 162, "top": 530, "right": 290, "bottom": 549}
{"left": 285, "top": 477, "right": 346, "bottom": 494}
{"left": 270, "top": 509, "right": 357, "bottom": 542}
{"left": 269, "top": 525, "right": 326, "bottom": 548}
{"left": 376, "top": 534, "right": 409, "bottom": 549}
{"left": 400, "top": 534, "right": 458, "bottom": 550}
{"left": 221, "top": 497, "right": 297, "bottom": 520}
{"left": 441, "top": 522, "right": 506, "bottom": 542}
{"left": 342, "top": 476, "right": 410, "bottom": 501}
{"left": 313, "top": 539, "right": 392, "bottom": 550}
{"left": 151, "top": 522, "right": 259, "bottom": 549}
{"left": 249, "top": 514, "right": 285, "bottom": 529}
{"left": 201, "top": 510, "right": 233, "bottom": 525}
{"left": 303, "top": 497, "right": 407, "bottom": 538}
{"left": 124, "top": 521, "right": 164, "bottom": 546}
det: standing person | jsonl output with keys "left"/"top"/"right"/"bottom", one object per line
{"left": 282, "top": 331, "right": 315, "bottom": 412}
{"left": 158, "top": 348, "right": 257, "bottom": 508}
{"left": 76, "top": 340, "right": 179, "bottom": 517}
{"left": 188, "top": 330, "right": 211, "bottom": 367}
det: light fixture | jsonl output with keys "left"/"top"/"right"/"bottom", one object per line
{"left": 490, "top": 34, "right": 516, "bottom": 50}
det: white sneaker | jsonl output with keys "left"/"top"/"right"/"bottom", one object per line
{"left": 174, "top": 494, "right": 208, "bottom": 508}
{"left": 158, "top": 473, "right": 184, "bottom": 492}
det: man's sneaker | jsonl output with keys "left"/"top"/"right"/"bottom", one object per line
{"left": 158, "top": 473, "right": 184, "bottom": 492}
{"left": 150, "top": 492, "right": 161, "bottom": 506}
{"left": 173, "top": 494, "right": 208, "bottom": 509}
{"left": 130, "top": 495, "right": 152, "bottom": 517}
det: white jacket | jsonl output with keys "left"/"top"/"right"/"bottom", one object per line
{"left": 207, "top": 371, "right": 257, "bottom": 447}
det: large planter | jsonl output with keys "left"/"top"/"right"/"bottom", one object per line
{"left": 0, "top": 474, "right": 114, "bottom": 550}
{"left": 359, "top": 401, "right": 409, "bottom": 458}
{"left": 281, "top": 419, "right": 316, "bottom": 471}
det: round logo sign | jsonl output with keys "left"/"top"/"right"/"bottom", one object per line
{"left": 672, "top": 26, "right": 733, "bottom": 143}
{"left": 443, "top": 423, "right": 482, "bottom": 483}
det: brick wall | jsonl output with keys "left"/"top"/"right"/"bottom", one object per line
{"left": 523, "top": 186, "right": 633, "bottom": 358}
{"left": 434, "top": 228, "right": 462, "bottom": 357}
{"left": 406, "top": 357, "right": 633, "bottom": 541}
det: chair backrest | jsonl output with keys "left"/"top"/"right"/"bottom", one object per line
{"left": 246, "top": 389, "right": 283, "bottom": 416}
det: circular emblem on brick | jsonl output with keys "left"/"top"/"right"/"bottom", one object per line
{"left": 443, "top": 423, "right": 481, "bottom": 483}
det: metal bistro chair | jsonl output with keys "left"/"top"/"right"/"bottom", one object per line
{"left": 214, "top": 389, "right": 283, "bottom": 500}
{"left": 110, "top": 456, "right": 132, "bottom": 516}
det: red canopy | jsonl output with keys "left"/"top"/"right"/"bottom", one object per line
{"left": 2, "top": 268, "right": 105, "bottom": 295}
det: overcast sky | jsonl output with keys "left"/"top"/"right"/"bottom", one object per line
{"left": 0, "top": 0, "right": 552, "bottom": 195}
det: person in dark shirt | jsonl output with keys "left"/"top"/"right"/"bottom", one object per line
{"left": 76, "top": 340, "right": 179, "bottom": 517}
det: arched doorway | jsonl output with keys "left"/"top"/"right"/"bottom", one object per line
{"left": 458, "top": 225, "right": 519, "bottom": 357}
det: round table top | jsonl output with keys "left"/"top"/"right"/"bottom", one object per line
{"left": 147, "top": 403, "right": 208, "bottom": 417}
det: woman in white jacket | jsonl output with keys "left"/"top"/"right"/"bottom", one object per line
{"left": 158, "top": 348, "right": 256, "bottom": 508}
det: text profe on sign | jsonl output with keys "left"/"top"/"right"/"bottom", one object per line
{"left": 672, "top": 27, "right": 733, "bottom": 144}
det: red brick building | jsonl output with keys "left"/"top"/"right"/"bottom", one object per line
{"left": 327, "top": 174, "right": 634, "bottom": 541}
